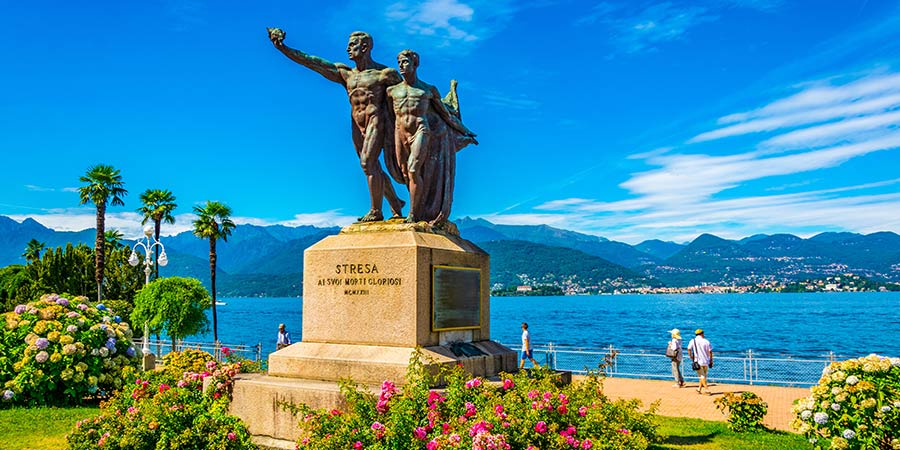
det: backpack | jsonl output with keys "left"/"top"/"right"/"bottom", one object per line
{"left": 665, "top": 340, "right": 677, "bottom": 358}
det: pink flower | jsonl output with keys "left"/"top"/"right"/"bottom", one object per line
{"left": 222, "top": 347, "right": 233, "bottom": 356}
{"left": 543, "top": 391, "right": 553, "bottom": 401}
{"left": 464, "top": 402, "right": 477, "bottom": 417}
{"left": 582, "top": 439, "right": 593, "bottom": 449}
{"left": 227, "top": 432, "right": 236, "bottom": 440}
{"left": 557, "top": 404, "right": 568, "bottom": 415}
{"left": 527, "top": 390, "right": 539, "bottom": 399}
{"left": 578, "top": 406, "right": 588, "bottom": 417}
{"left": 414, "top": 427, "right": 427, "bottom": 440}
{"left": 468, "top": 420, "right": 493, "bottom": 436}
{"left": 494, "top": 404, "right": 504, "bottom": 415}
{"left": 158, "top": 383, "right": 170, "bottom": 393}
{"left": 427, "top": 440, "right": 439, "bottom": 450}
{"left": 442, "top": 423, "right": 451, "bottom": 434}
{"left": 617, "top": 428, "right": 631, "bottom": 435}
{"left": 534, "top": 421, "right": 548, "bottom": 433}
{"left": 465, "top": 378, "right": 482, "bottom": 389}
{"left": 353, "top": 441, "right": 363, "bottom": 449}
{"left": 502, "top": 378, "right": 514, "bottom": 390}
{"left": 371, "top": 422, "right": 384, "bottom": 431}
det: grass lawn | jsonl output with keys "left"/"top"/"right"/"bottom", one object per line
{"left": 0, "top": 405, "right": 99, "bottom": 450}
{"left": 0, "top": 406, "right": 813, "bottom": 450}
{"left": 651, "top": 416, "right": 811, "bottom": 450}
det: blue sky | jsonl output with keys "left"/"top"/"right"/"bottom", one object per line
{"left": 3, "top": 0, "right": 900, "bottom": 244}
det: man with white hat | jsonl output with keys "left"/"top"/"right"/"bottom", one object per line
{"left": 277, "top": 323, "right": 292, "bottom": 350}
{"left": 688, "top": 329, "right": 714, "bottom": 395}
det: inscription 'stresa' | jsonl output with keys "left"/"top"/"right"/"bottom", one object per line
{"left": 336, "top": 263, "right": 379, "bottom": 274}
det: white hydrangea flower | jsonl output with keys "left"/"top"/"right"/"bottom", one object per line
{"left": 814, "top": 412, "right": 829, "bottom": 425}
{"left": 801, "top": 410, "right": 813, "bottom": 420}
{"left": 882, "top": 406, "right": 892, "bottom": 413}
{"left": 832, "top": 403, "right": 841, "bottom": 411}
{"left": 846, "top": 375, "right": 859, "bottom": 386}
{"left": 843, "top": 429, "right": 856, "bottom": 440}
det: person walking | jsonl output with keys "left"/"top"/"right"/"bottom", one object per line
{"left": 276, "top": 323, "right": 292, "bottom": 350}
{"left": 520, "top": 322, "right": 539, "bottom": 369}
{"left": 688, "top": 329, "right": 714, "bottom": 395}
{"left": 666, "top": 328, "right": 684, "bottom": 388}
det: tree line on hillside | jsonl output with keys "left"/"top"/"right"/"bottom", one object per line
{"left": 2, "top": 164, "right": 237, "bottom": 343}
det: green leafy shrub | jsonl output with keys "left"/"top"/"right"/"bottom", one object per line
{"left": 221, "top": 346, "right": 265, "bottom": 374}
{"left": 714, "top": 391, "right": 768, "bottom": 432}
{"left": 0, "top": 294, "right": 140, "bottom": 406}
{"left": 792, "top": 354, "right": 900, "bottom": 449}
{"left": 287, "top": 353, "right": 659, "bottom": 449}
{"left": 162, "top": 349, "right": 215, "bottom": 380}
{"left": 66, "top": 360, "right": 253, "bottom": 450}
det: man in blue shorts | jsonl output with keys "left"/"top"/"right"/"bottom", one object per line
{"left": 520, "top": 322, "right": 539, "bottom": 369}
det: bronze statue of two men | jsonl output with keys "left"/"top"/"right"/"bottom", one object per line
{"left": 268, "top": 28, "right": 477, "bottom": 224}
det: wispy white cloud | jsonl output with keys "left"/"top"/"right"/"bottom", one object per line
{"left": 692, "top": 72, "right": 900, "bottom": 142}
{"left": 337, "top": 0, "right": 515, "bottom": 54}
{"left": 481, "top": 91, "right": 541, "bottom": 110}
{"left": 581, "top": 2, "right": 716, "bottom": 54}
{"left": 483, "top": 69, "right": 900, "bottom": 243}
{"left": 25, "top": 185, "right": 55, "bottom": 192}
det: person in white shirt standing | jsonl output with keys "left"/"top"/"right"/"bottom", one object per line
{"left": 277, "top": 323, "right": 292, "bottom": 350}
{"left": 520, "top": 322, "right": 539, "bottom": 369}
{"left": 688, "top": 329, "right": 714, "bottom": 395}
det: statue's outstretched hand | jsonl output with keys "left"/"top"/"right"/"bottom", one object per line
{"left": 267, "top": 27, "right": 286, "bottom": 48}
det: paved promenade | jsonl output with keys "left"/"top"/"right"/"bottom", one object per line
{"left": 595, "top": 376, "right": 810, "bottom": 431}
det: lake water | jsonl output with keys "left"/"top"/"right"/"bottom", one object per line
{"left": 189, "top": 292, "right": 900, "bottom": 360}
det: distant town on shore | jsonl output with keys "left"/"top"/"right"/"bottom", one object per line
{"left": 2, "top": 215, "right": 898, "bottom": 297}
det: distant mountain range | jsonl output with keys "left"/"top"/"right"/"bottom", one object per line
{"left": 1, "top": 215, "right": 898, "bottom": 296}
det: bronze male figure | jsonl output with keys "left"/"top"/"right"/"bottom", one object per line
{"left": 268, "top": 28, "right": 405, "bottom": 222}
{"left": 387, "top": 50, "right": 477, "bottom": 224}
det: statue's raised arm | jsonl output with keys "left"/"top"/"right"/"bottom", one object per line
{"left": 267, "top": 27, "right": 346, "bottom": 85}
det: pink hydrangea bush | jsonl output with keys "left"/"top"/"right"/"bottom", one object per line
{"left": 289, "top": 352, "right": 658, "bottom": 449}
{"left": 66, "top": 358, "right": 252, "bottom": 450}
{"left": 0, "top": 294, "right": 140, "bottom": 406}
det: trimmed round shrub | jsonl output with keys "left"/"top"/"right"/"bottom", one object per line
{"left": 792, "top": 354, "right": 900, "bottom": 449}
{"left": 0, "top": 294, "right": 140, "bottom": 406}
{"left": 162, "top": 349, "right": 216, "bottom": 380}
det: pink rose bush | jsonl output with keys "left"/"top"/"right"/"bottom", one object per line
{"left": 289, "top": 352, "right": 658, "bottom": 449}
{"left": 0, "top": 294, "right": 140, "bottom": 406}
{"left": 66, "top": 353, "right": 252, "bottom": 450}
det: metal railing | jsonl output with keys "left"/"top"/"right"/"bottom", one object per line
{"left": 507, "top": 342, "right": 844, "bottom": 387}
{"left": 145, "top": 339, "right": 262, "bottom": 364}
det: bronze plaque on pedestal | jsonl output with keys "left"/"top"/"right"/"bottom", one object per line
{"left": 432, "top": 265, "right": 482, "bottom": 331}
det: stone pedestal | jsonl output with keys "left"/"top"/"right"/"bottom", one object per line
{"left": 231, "top": 221, "right": 517, "bottom": 446}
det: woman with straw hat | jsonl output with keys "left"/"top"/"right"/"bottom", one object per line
{"left": 666, "top": 328, "right": 684, "bottom": 387}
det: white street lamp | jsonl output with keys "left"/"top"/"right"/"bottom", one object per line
{"left": 129, "top": 225, "right": 168, "bottom": 356}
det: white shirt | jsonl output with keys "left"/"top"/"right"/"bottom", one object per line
{"left": 277, "top": 330, "right": 291, "bottom": 345}
{"left": 688, "top": 336, "right": 713, "bottom": 366}
{"left": 521, "top": 329, "right": 532, "bottom": 351}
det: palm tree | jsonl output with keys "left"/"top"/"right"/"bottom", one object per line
{"left": 22, "top": 239, "right": 46, "bottom": 264}
{"left": 137, "top": 189, "right": 177, "bottom": 279}
{"left": 192, "top": 200, "right": 235, "bottom": 343}
{"left": 78, "top": 164, "right": 127, "bottom": 301}
{"left": 104, "top": 229, "right": 125, "bottom": 250}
